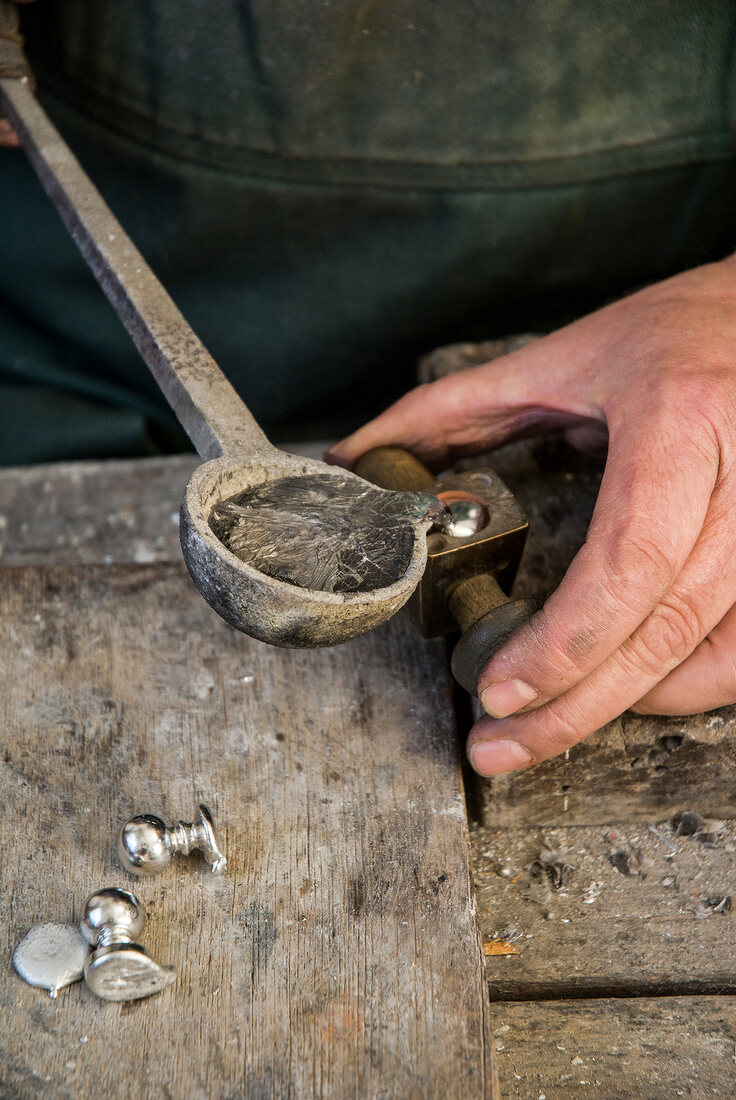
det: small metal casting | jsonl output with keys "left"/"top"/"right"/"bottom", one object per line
{"left": 118, "top": 803, "right": 226, "bottom": 876}
{"left": 13, "top": 922, "right": 88, "bottom": 998}
{"left": 437, "top": 492, "right": 489, "bottom": 539}
{"left": 81, "top": 888, "right": 176, "bottom": 1002}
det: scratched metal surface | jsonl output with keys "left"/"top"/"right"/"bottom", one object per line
{"left": 211, "top": 473, "right": 439, "bottom": 594}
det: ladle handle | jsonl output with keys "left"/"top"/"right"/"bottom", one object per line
{"left": 0, "top": 75, "right": 271, "bottom": 462}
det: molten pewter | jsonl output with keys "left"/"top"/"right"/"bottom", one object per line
{"left": 13, "top": 922, "right": 88, "bottom": 997}
{"left": 118, "top": 803, "right": 226, "bottom": 876}
{"left": 81, "top": 888, "right": 176, "bottom": 1002}
{"left": 211, "top": 474, "right": 440, "bottom": 595}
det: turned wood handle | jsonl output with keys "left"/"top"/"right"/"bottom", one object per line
{"left": 353, "top": 446, "right": 438, "bottom": 493}
{"left": 449, "top": 576, "right": 534, "bottom": 696}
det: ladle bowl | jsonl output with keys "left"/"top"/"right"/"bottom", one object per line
{"left": 181, "top": 450, "right": 434, "bottom": 647}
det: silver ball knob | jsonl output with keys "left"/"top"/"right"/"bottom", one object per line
{"left": 81, "top": 888, "right": 144, "bottom": 948}
{"left": 445, "top": 498, "right": 488, "bottom": 537}
{"left": 117, "top": 804, "right": 226, "bottom": 876}
{"left": 80, "top": 888, "right": 175, "bottom": 1002}
{"left": 117, "top": 815, "right": 172, "bottom": 876}
{"left": 436, "top": 491, "right": 489, "bottom": 539}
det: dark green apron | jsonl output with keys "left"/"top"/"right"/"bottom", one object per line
{"left": 1, "top": 1, "right": 735, "bottom": 463}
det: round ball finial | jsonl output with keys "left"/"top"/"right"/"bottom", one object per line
{"left": 81, "top": 888, "right": 144, "bottom": 947}
{"left": 117, "top": 814, "right": 171, "bottom": 875}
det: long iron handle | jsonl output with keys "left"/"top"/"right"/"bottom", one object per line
{"left": 0, "top": 74, "right": 271, "bottom": 461}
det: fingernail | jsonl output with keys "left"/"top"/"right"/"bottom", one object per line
{"left": 468, "top": 740, "right": 534, "bottom": 776}
{"left": 480, "top": 679, "right": 538, "bottom": 718}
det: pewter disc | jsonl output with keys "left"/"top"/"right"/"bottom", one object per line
{"left": 13, "top": 922, "right": 88, "bottom": 998}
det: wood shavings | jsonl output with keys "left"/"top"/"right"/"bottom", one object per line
{"left": 691, "top": 895, "right": 732, "bottom": 918}
{"left": 527, "top": 846, "right": 575, "bottom": 890}
{"left": 672, "top": 811, "right": 724, "bottom": 847}
{"left": 582, "top": 881, "right": 602, "bottom": 904}
{"left": 483, "top": 940, "right": 520, "bottom": 956}
{"left": 647, "top": 825, "right": 677, "bottom": 853}
{"left": 609, "top": 847, "right": 653, "bottom": 880}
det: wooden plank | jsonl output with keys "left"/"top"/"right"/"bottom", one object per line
{"left": 0, "top": 455, "right": 197, "bottom": 567}
{"left": 474, "top": 708, "right": 736, "bottom": 826}
{"left": 491, "top": 995, "right": 736, "bottom": 1099}
{"left": 0, "top": 563, "right": 494, "bottom": 1099}
{"left": 472, "top": 821, "right": 736, "bottom": 1000}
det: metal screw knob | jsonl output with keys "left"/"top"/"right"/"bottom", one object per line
{"left": 81, "top": 888, "right": 175, "bottom": 1002}
{"left": 81, "top": 887, "right": 144, "bottom": 947}
{"left": 117, "top": 803, "right": 226, "bottom": 876}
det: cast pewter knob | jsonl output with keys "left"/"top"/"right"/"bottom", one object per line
{"left": 117, "top": 803, "right": 226, "bottom": 876}
{"left": 81, "top": 888, "right": 175, "bottom": 1002}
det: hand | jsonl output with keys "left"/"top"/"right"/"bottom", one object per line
{"left": 329, "top": 256, "right": 736, "bottom": 775}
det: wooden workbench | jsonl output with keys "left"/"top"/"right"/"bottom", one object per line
{"left": 1, "top": 449, "right": 735, "bottom": 1098}
{"left": 0, "top": 453, "right": 494, "bottom": 1099}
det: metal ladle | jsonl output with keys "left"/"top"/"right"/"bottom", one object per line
{"left": 1, "top": 77, "right": 439, "bottom": 647}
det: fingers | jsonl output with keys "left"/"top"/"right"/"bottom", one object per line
{"left": 0, "top": 119, "right": 20, "bottom": 147}
{"left": 477, "top": 419, "right": 719, "bottom": 719}
{"left": 327, "top": 332, "right": 603, "bottom": 469}
{"left": 468, "top": 485, "right": 736, "bottom": 774}
{"left": 631, "top": 604, "right": 736, "bottom": 715}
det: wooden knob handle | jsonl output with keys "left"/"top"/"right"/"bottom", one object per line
{"left": 352, "top": 447, "right": 437, "bottom": 493}
{"left": 449, "top": 574, "right": 534, "bottom": 695}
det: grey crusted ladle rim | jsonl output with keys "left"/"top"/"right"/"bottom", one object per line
{"left": 180, "top": 451, "right": 437, "bottom": 648}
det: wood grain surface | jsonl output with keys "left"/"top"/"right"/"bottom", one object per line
{"left": 4, "top": 442, "right": 736, "bottom": 1097}
{"left": 0, "top": 562, "right": 494, "bottom": 1099}
{"left": 0, "top": 455, "right": 197, "bottom": 567}
{"left": 491, "top": 995, "right": 736, "bottom": 1098}
{"left": 473, "top": 821, "right": 736, "bottom": 1000}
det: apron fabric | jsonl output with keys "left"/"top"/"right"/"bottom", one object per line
{"left": 1, "top": 0, "right": 735, "bottom": 463}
